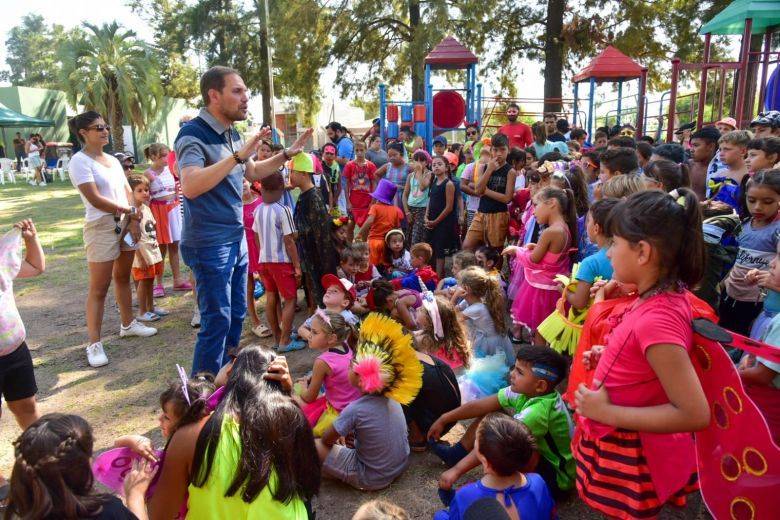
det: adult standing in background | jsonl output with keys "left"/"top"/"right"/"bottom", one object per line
{"left": 497, "top": 103, "right": 532, "bottom": 149}
{"left": 12, "top": 132, "right": 26, "bottom": 172}
{"left": 68, "top": 111, "right": 158, "bottom": 369}
{"left": 175, "top": 66, "right": 311, "bottom": 376}
{"left": 326, "top": 121, "right": 354, "bottom": 214}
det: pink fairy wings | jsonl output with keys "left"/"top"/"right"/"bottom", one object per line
{"left": 690, "top": 319, "right": 779, "bottom": 520}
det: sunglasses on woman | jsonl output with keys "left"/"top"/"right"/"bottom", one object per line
{"left": 88, "top": 124, "right": 111, "bottom": 132}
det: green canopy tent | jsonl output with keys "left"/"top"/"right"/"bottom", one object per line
{"left": 0, "top": 101, "right": 55, "bottom": 158}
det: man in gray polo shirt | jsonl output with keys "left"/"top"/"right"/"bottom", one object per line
{"left": 175, "top": 66, "right": 312, "bottom": 375}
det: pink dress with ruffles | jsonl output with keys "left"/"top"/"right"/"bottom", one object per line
{"left": 510, "top": 225, "right": 571, "bottom": 330}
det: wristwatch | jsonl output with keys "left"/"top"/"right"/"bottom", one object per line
{"left": 233, "top": 152, "right": 246, "bottom": 165}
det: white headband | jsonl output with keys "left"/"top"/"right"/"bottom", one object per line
{"left": 421, "top": 291, "right": 444, "bottom": 341}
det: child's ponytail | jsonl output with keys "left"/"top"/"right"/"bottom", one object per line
{"left": 485, "top": 275, "right": 507, "bottom": 335}
{"left": 675, "top": 188, "right": 705, "bottom": 287}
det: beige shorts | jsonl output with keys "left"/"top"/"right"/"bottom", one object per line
{"left": 83, "top": 214, "right": 134, "bottom": 263}
{"left": 465, "top": 211, "right": 509, "bottom": 248}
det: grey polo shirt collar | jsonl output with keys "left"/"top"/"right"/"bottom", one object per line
{"left": 198, "top": 107, "right": 231, "bottom": 136}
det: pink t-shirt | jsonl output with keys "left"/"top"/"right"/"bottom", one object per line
{"left": 581, "top": 291, "right": 697, "bottom": 502}
{"left": 319, "top": 348, "right": 361, "bottom": 411}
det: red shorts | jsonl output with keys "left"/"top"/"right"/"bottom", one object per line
{"left": 258, "top": 262, "right": 297, "bottom": 300}
{"left": 132, "top": 261, "right": 164, "bottom": 281}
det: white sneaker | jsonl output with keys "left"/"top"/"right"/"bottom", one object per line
{"left": 28, "top": 180, "right": 36, "bottom": 186}
{"left": 137, "top": 311, "right": 161, "bottom": 322}
{"left": 39, "top": 180, "right": 46, "bottom": 186}
{"left": 86, "top": 342, "right": 109, "bottom": 367}
{"left": 120, "top": 319, "right": 158, "bottom": 337}
{"left": 191, "top": 310, "right": 201, "bottom": 328}
{"left": 152, "top": 307, "right": 170, "bottom": 316}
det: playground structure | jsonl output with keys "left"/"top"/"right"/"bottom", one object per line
{"left": 379, "top": 37, "right": 481, "bottom": 152}
{"left": 377, "top": 1, "right": 780, "bottom": 150}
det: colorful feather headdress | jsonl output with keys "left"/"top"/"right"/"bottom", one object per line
{"left": 352, "top": 313, "right": 423, "bottom": 405}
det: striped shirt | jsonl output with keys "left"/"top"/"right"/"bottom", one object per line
{"left": 252, "top": 201, "right": 297, "bottom": 264}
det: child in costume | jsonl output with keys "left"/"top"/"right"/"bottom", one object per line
{"left": 252, "top": 172, "right": 302, "bottom": 351}
{"left": 413, "top": 293, "right": 471, "bottom": 370}
{"left": 383, "top": 229, "right": 413, "bottom": 278}
{"left": 128, "top": 174, "right": 166, "bottom": 322}
{"left": 289, "top": 153, "right": 339, "bottom": 312}
{"left": 436, "top": 250, "right": 477, "bottom": 299}
{"left": 329, "top": 216, "right": 350, "bottom": 258}
{"left": 360, "top": 279, "right": 421, "bottom": 329}
{"left": 719, "top": 170, "right": 780, "bottom": 336}
{"left": 390, "top": 242, "right": 439, "bottom": 292}
{"left": 296, "top": 310, "right": 361, "bottom": 437}
{"left": 573, "top": 189, "right": 711, "bottom": 519}
{"left": 297, "top": 275, "right": 359, "bottom": 342}
{"left": 538, "top": 198, "right": 618, "bottom": 355}
{"left": 434, "top": 414, "right": 557, "bottom": 520}
{"left": 358, "top": 178, "right": 404, "bottom": 267}
{"left": 505, "top": 187, "right": 577, "bottom": 344}
{"left": 429, "top": 345, "right": 574, "bottom": 499}
{"left": 316, "top": 313, "right": 423, "bottom": 490}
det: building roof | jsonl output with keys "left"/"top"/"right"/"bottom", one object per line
{"left": 700, "top": 0, "right": 780, "bottom": 35}
{"left": 424, "top": 36, "right": 478, "bottom": 70}
{"left": 572, "top": 45, "right": 644, "bottom": 83}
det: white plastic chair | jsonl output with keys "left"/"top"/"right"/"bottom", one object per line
{"left": 20, "top": 157, "right": 32, "bottom": 182}
{"left": 0, "top": 158, "right": 15, "bottom": 184}
{"left": 55, "top": 156, "right": 70, "bottom": 181}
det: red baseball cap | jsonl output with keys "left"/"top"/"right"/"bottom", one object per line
{"left": 321, "top": 274, "right": 357, "bottom": 308}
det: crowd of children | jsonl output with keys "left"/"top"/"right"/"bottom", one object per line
{"left": 4, "top": 109, "right": 780, "bottom": 519}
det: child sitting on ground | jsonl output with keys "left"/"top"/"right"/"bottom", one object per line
{"left": 352, "top": 241, "right": 381, "bottom": 294}
{"left": 298, "top": 275, "right": 359, "bottom": 342}
{"left": 359, "top": 279, "right": 421, "bottom": 329}
{"left": 436, "top": 250, "right": 477, "bottom": 298}
{"left": 252, "top": 171, "right": 302, "bottom": 352}
{"left": 316, "top": 314, "right": 423, "bottom": 491}
{"left": 128, "top": 174, "right": 166, "bottom": 323}
{"left": 7, "top": 414, "right": 150, "bottom": 519}
{"left": 390, "top": 242, "right": 439, "bottom": 292}
{"left": 455, "top": 266, "right": 513, "bottom": 361}
{"left": 384, "top": 229, "right": 413, "bottom": 278}
{"left": 414, "top": 293, "right": 472, "bottom": 370}
{"left": 429, "top": 345, "right": 574, "bottom": 499}
{"left": 297, "top": 310, "right": 362, "bottom": 437}
{"left": 330, "top": 216, "right": 351, "bottom": 257}
{"left": 434, "top": 414, "right": 556, "bottom": 520}
{"left": 359, "top": 179, "right": 404, "bottom": 267}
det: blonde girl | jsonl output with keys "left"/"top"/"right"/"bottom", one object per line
{"left": 456, "top": 266, "right": 513, "bottom": 362}
{"left": 296, "top": 310, "right": 361, "bottom": 436}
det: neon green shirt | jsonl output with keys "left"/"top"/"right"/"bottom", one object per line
{"left": 187, "top": 417, "right": 308, "bottom": 519}
{"left": 497, "top": 388, "right": 575, "bottom": 490}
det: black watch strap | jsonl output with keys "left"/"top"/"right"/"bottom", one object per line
{"left": 233, "top": 152, "right": 246, "bottom": 164}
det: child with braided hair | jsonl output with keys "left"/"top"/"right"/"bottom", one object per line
{"left": 7, "top": 413, "right": 152, "bottom": 519}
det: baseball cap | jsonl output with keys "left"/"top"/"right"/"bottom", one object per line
{"left": 433, "top": 135, "right": 447, "bottom": 146}
{"left": 674, "top": 121, "right": 696, "bottom": 135}
{"left": 751, "top": 111, "right": 780, "bottom": 128}
{"left": 690, "top": 126, "right": 721, "bottom": 142}
{"left": 321, "top": 274, "right": 356, "bottom": 308}
{"left": 716, "top": 117, "right": 737, "bottom": 129}
{"left": 443, "top": 151, "right": 459, "bottom": 169}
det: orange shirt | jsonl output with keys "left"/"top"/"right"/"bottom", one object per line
{"left": 368, "top": 203, "right": 404, "bottom": 241}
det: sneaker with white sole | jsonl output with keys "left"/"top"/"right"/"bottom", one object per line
{"left": 120, "top": 319, "right": 158, "bottom": 337}
{"left": 137, "top": 311, "right": 161, "bottom": 322}
{"left": 152, "top": 307, "right": 170, "bottom": 316}
{"left": 191, "top": 310, "right": 201, "bottom": 328}
{"left": 86, "top": 342, "right": 109, "bottom": 367}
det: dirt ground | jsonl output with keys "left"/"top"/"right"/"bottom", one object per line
{"left": 0, "top": 183, "right": 708, "bottom": 519}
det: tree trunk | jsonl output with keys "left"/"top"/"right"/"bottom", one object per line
{"left": 543, "top": 0, "right": 565, "bottom": 113}
{"left": 408, "top": 0, "right": 424, "bottom": 102}
{"left": 255, "top": 0, "right": 273, "bottom": 125}
{"left": 107, "top": 85, "right": 125, "bottom": 153}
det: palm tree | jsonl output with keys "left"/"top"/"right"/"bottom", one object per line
{"left": 59, "top": 22, "right": 162, "bottom": 153}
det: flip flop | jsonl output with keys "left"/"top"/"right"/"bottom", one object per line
{"left": 252, "top": 325, "right": 273, "bottom": 338}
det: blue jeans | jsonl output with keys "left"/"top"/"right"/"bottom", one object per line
{"left": 181, "top": 240, "right": 247, "bottom": 376}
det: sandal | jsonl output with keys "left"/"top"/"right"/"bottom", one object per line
{"left": 252, "top": 325, "right": 273, "bottom": 338}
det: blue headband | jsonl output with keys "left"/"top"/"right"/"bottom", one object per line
{"left": 531, "top": 363, "right": 560, "bottom": 382}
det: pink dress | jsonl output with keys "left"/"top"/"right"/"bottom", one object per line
{"left": 510, "top": 225, "right": 571, "bottom": 330}
{"left": 242, "top": 197, "right": 263, "bottom": 275}
{"left": 319, "top": 349, "right": 362, "bottom": 411}
{"left": 507, "top": 200, "right": 535, "bottom": 301}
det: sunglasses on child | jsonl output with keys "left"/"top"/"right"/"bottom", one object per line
{"left": 466, "top": 130, "right": 478, "bottom": 137}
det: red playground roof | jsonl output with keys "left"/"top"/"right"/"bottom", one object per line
{"left": 424, "top": 36, "right": 478, "bottom": 69}
{"left": 572, "top": 45, "right": 643, "bottom": 83}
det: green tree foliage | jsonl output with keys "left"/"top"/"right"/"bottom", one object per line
{"left": 0, "top": 14, "right": 72, "bottom": 87}
{"left": 59, "top": 22, "right": 162, "bottom": 152}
